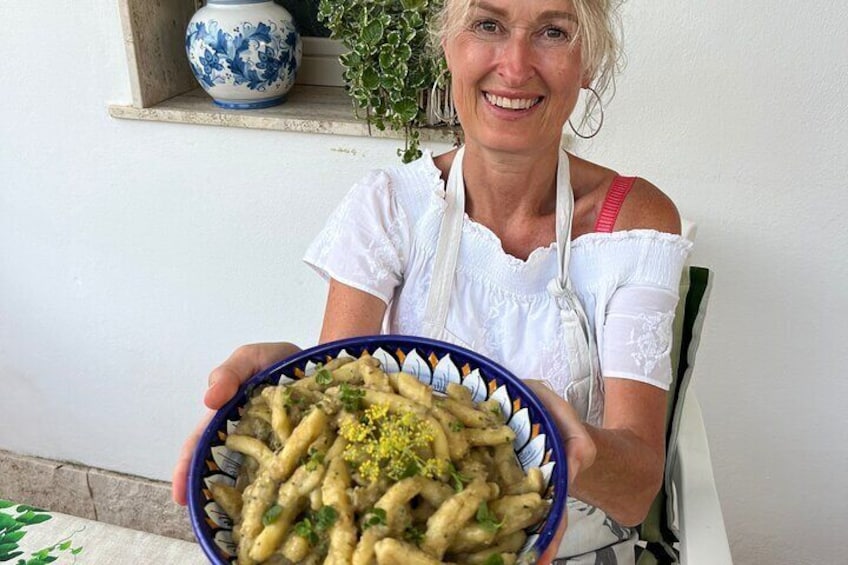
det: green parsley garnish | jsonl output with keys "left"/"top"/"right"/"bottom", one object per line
{"left": 482, "top": 554, "right": 505, "bottom": 565}
{"left": 293, "top": 518, "right": 319, "bottom": 545}
{"left": 449, "top": 420, "right": 464, "bottom": 432}
{"left": 475, "top": 501, "right": 504, "bottom": 533}
{"left": 339, "top": 383, "right": 365, "bottom": 412}
{"left": 262, "top": 504, "right": 283, "bottom": 526}
{"left": 403, "top": 525, "right": 424, "bottom": 544}
{"left": 447, "top": 462, "right": 470, "bottom": 492}
{"left": 315, "top": 366, "right": 333, "bottom": 386}
{"left": 305, "top": 447, "right": 325, "bottom": 471}
{"left": 293, "top": 505, "right": 338, "bottom": 546}
{"left": 281, "top": 388, "right": 302, "bottom": 407}
{"left": 362, "top": 508, "right": 387, "bottom": 530}
{"left": 314, "top": 505, "right": 338, "bottom": 531}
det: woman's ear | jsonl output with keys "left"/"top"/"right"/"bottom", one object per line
{"left": 442, "top": 39, "right": 452, "bottom": 70}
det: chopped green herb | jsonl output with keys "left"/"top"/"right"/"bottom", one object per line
{"left": 400, "top": 459, "right": 420, "bottom": 479}
{"left": 482, "top": 554, "right": 505, "bottom": 565}
{"left": 293, "top": 518, "right": 319, "bottom": 545}
{"left": 281, "top": 388, "right": 301, "bottom": 407}
{"left": 315, "top": 367, "right": 333, "bottom": 386}
{"left": 449, "top": 420, "right": 464, "bottom": 432}
{"left": 362, "top": 507, "right": 387, "bottom": 530}
{"left": 339, "top": 383, "right": 365, "bottom": 411}
{"left": 403, "top": 524, "right": 424, "bottom": 544}
{"left": 475, "top": 501, "right": 504, "bottom": 533}
{"left": 447, "top": 462, "right": 470, "bottom": 492}
{"left": 262, "top": 504, "right": 283, "bottom": 526}
{"left": 314, "top": 505, "right": 338, "bottom": 531}
{"left": 293, "top": 506, "right": 337, "bottom": 546}
{"left": 305, "top": 447, "right": 325, "bottom": 471}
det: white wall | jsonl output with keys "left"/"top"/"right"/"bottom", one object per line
{"left": 1, "top": 1, "right": 845, "bottom": 564}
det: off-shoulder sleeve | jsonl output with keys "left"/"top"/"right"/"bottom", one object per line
{"left": 572, "top": 231, "right": 694, "bottom": 390}
{"left": 601, "top": 285, "right": 680, "bottom": 389}
{"left": 303, "top": 170, "right": 409, "bottom": 304}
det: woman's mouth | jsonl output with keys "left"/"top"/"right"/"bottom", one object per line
{"left": 483, "top": 92, "right": 542, "bottom": 110}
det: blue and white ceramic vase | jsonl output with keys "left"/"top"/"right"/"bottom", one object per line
{"left": 185, "top": 0, "right": 302, "bottom": 109}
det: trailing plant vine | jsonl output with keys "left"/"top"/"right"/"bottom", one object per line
{"left": 317, "top": 0, "right": 445, "bottom": 162}
{"left": 0, "top": 500, "right": 83, "bottom": 565}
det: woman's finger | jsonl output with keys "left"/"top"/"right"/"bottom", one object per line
{"left": 204, "top": 342, "right": 301, "bottom": 409}
{"left": 525, "top": 379, "right": 597, "bottom": 484}
{"left": 172, "top": 410, "right": 214, "bottom": 505}
{"left": 538, "top": 511, "right": 569, "bottom": 565}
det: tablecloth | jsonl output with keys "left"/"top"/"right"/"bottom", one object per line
{"left": 0, "top": 498, "right": 207, "bottom": 564}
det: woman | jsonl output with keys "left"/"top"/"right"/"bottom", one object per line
{"left": 174, "top": 1, "right": 692, "bottom": 562}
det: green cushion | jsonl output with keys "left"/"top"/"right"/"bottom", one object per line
{"left": 636, "top": 266, "right": 713, "bottom": 564}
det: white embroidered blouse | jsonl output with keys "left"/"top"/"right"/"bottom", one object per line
{"left": 303, "top": 152, "right": 693, "bottom": 399}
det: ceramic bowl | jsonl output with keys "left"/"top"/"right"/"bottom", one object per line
{"left": 188, "top": 335, "right": 567, "bottom": 564}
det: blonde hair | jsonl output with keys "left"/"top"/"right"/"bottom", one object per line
{"left": 430, "top": 0, "right": 625, "bottom": 125}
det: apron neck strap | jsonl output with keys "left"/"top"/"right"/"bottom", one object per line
{"left": 552, "top": 148, "right": 575, "bottom": 294}
{"left": 422, "top": 146, "right": 466, "bottom": 337}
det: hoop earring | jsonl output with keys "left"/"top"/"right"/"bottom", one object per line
{"left": 568, "top": 86, "right": 604, "bottom": 139}
{"left": 428, "top": 68, "right": 458, "bottom": 126}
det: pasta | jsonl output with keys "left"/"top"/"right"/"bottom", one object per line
{"left": 213, "top": 352, "right": 550, "bottom": 565}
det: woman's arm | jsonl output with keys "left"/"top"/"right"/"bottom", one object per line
{"left": 567, "top": 176, "right": 678, "bottom": 524}
{"left": 574, "top": 379, "right": 667, "bottom": 525}
{"left": 319, "top": 279, "right": 387, "bottom": 342}
{"left": 528, "top": 379, "right": 666, "bottom": 527}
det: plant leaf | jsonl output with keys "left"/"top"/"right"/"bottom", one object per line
{"left": 15, "top": 513, "right": 50, "bottom": 526}
{"left": 0, "top": 513, "right": 18, "bottom": 529}
{"left": 0, "top": 541, "right": 21, "bottom": 554}
{"left": 0, "top": 530, "right": 25, "bottom": 544}
{"left": 14, "top": 506, "right": 44, "bottom": 514}
{"left": 0, "top": 549, "right": 23, "bottom": 561}
{"left": 361, "top": 67, "right": 380, "bottom": 91}
{"left": 362, "top": 19, "right": 384, "bottom": 46}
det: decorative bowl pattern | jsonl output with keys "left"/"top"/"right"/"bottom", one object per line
{"left": 185, "top": 0, "right": 302, "bottom": 109}
{"left": 188, "top": 335, "right": 567, "bottom": 564}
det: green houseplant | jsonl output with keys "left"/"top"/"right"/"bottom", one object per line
{"left": 317, "top": 0, "right": 450, "bottom": 162}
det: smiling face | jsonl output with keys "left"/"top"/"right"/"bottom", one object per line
{"left": 443, "top": 0, "right": 586, "bottom": 156}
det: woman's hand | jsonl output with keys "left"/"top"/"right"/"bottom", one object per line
{"left": 525, "top": 380, "right": 596, "bottom": 490}
{"left": 171, "top": 342, "right": 301, "bottom": 505}
{"left": 525, "top": 379, "right": 597, "bottom": 564}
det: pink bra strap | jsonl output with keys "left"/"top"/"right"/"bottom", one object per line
{"left": 594, "top": 175, "right": 636, "bottom": 233}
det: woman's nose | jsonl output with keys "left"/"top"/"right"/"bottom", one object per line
{"left": 496, "top": 34, "right": 535, "bottom": 86}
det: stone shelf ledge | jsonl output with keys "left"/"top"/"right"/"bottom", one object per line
{"left": 109, "top": 85, "right": 461, "bottom": 144}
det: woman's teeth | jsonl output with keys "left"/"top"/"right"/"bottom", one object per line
{"left": 484, "top": 93, "right": 541, "bottom": 110}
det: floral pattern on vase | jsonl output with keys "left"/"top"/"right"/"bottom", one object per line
{"left": 185, "top": 1, "right": 302, "bottom": 109}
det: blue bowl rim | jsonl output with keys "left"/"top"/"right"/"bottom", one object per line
{"left": 188, "top": 334, "right": 568, "bottom": 564}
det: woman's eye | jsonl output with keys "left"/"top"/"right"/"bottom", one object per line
{"left": 474, "top": 19, "right": 500, "bottom": 34}
{"left": 543, "top": 26, "right": 569, "bottom": 41}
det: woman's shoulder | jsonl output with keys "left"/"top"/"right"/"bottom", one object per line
{"left": 355, "top": 151, "right": 445, "bottom": 201}
{"left": 616, "top": 177, "right": 681, "bottom": 235}
{"left": 570, "top": 154, "right": 681, "bottom": 236}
